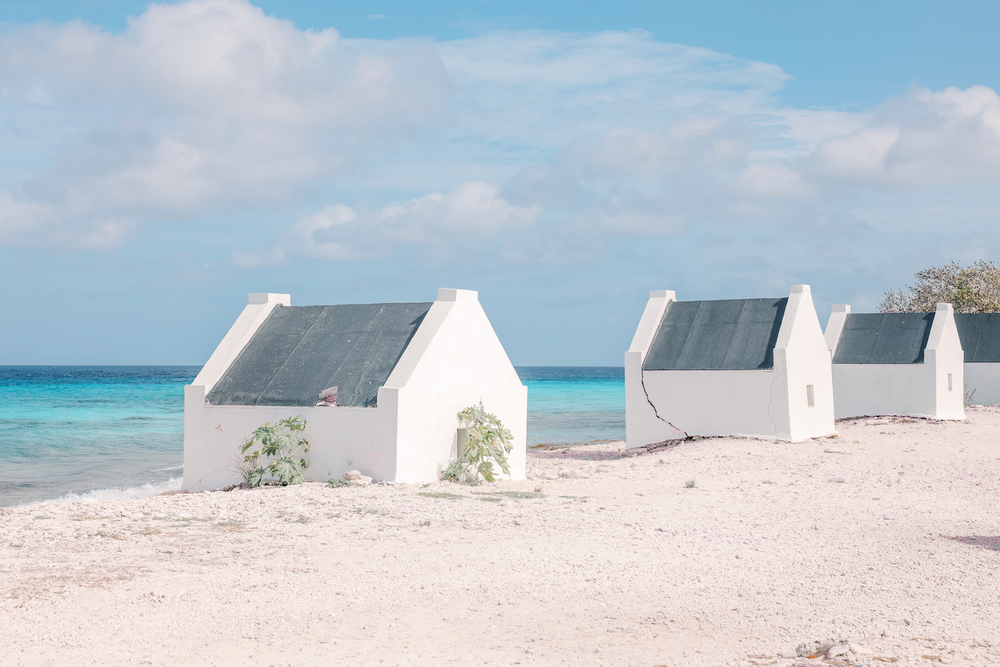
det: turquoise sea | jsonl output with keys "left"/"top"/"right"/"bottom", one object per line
{"left": 0, "top": 366, "right": 624, "bottom": 507}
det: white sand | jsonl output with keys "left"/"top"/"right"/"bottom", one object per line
{"left": 3, "top": 408, "right": 1000, "bottom": 666}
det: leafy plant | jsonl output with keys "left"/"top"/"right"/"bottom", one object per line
{"left": 442, "top": 403, "right": 514, "bottom": 484}
{"left": 880, "top": 260, "right": 1000, "bottom": 313}
{"left": 685, "top": 479, "right": 697, "bottom": 489}
{"left": 240, "top": 416, "right": 311, "bottom": 487}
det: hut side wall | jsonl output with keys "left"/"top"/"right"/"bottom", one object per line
{"left": 830, "top": 363, "right": 938, "bottom": 419}
{"left": 963, "top": 363, "right": 1000, "bottom": 405}
{"left": 183, "top": 388, "right": 396, "bottom": 491}
{"left": 638, "top": 368, "right": 780, "bottom": 440}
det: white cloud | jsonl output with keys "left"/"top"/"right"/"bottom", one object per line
{"left": 234, "top": 181, "right": 540, "bottom": 265}
{"left": 6, "top": 2, "right": 1000, "bottom": 261}
{"left": 0, "top": 192, "right": 132, "bottom": 249}
{"left": 0, "top": 0, "right": 449, "bottom": 129}
{"left": 437, "top": 30, "right": 790, "bottom": 150}
{"left": 0, "top": 0, "right": 450, "bottom": 248}
{"left": 498, "top": 84, "right": 1000, "bottom": 238}
{"left": 808, "top": 85, "right": 1000, "bottom": 188}
{"left": 565, "top": 117, "right": 755, "bottom": 176}
{"left": 726, "top": 163, "right": 815, "bottom": 201}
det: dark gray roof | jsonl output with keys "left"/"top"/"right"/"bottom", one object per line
{"left": 206, "top": 302, "right": 432, "bottom": 407}
{"left": 832, "top": 313, "right": 934, "bottom": 364}
{"left": 954, "top": 313, "right": 1000, "bottom": 363}
{"left": 643, "top": 298, "right": 788, "bottom": 371}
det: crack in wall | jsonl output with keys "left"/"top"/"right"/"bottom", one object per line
{"left": 640, "top": 369, "right": 688, "bottom": 438}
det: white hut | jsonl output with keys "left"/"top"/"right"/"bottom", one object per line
{"left": 183, "top": 288, "right": 527, "bottom": 491}
{"left": 625, "top": 285, "right": 835, "bottom": 446}
{"left": 824, "top": 303, "right": 965, "bottom": 420}
{"left": 954, "top": 314, "right": 1000, "bottom": 405}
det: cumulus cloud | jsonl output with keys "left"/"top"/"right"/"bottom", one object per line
{"left": 500, "top": 84, "right": 1000, "bottom": 238}
{"left": 0, "top": 0, "right": 448, "bottom": 129}
{"left": 808, "top": 85, "right": 1000, "bottom": 188}
{"left": 234, "top": 181, "right": 540, "bottom": 265}
{"left": 0, "top": 0, "right": 450, "bottom": 248}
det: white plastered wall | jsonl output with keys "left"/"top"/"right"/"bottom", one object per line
{"left": 624, "top": 290, "right": 685, "bottom": 447}
{"left": 826, "top": 303, "right": 965, "bottom": 420}
{"left": 771, "top": 285, "right": 837, "bottom": 440}
{"left": 183, "top": 289, "right": 526, "bottom": 491}
{"left": 625, "top": 285, "right": 835, "bottom": 446}
{"left": 387, "top": 288, "right": 527, "bottom": 483}
{"left": 183, "top": 394, "right": 396, "bottom": 491}
{"left": 962, "top": 363, "right": 1000, "bottom": 405}
{"left": 184, "top": 292, "right": 298, "bottom": 491}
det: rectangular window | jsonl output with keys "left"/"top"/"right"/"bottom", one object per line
{"left": 806, "top": 384, "right": 815, "bottom": 407}
{"left": 948, "top": 373, "right": 953, "bottom": 391}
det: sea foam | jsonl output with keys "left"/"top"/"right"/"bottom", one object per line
{"left": 25, "top": 476, "right": 183, "bottom": 507}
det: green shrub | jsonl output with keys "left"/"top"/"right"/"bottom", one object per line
{"left": 240, "top": 416, "right": 311, "bottom": 487}
{"left": 442, "top": 403, "right": 513, "bottom": 484}
{"left": 880, "top": 260, "right": 1000, "bottom": 313}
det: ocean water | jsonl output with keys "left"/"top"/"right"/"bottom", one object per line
{"left": 0, "top": 365, "right": 624, "bottom": 507}
{"left": 516, "top": 366, "right": 625, "bottom": 446}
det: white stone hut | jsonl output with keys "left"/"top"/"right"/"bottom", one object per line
{"left": 824, "top": 303, "right": 965, "bottom": 420}
{"left": 625, "top": 285, "right": 835, "bottom": 447}
{"left": 951, "top": 314, "right": 1000, "bottom": 405}
{"left": 183, "top": 288, "right": 527, "bottom": 491}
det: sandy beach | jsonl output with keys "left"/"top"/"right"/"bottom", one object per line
{"left": 3, "top": 409, "right": 1000, "bottom": 667}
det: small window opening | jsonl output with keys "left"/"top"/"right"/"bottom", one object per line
{"left": 806, "top": 384, "right": 815, "bottom": 408}
{"left": 948, "top": 373, "right": 953, "bottom": 391}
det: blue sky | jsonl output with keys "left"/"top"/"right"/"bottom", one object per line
{"left": 2, "top": 0, "right": 1000, "bottom": 365}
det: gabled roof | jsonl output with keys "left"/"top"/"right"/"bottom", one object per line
{"left": 643, "top": 298, "right": 788, "bottom": 371}
{"left": 206, "top": 302, "right": 432, "bottom": 407}
{"left": 832, "top": 313, "right": 933, "bottom": 365}
{"left": 954, "top": 313, "right": 1000, "bottom": 363}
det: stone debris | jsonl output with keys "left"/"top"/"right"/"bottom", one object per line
{"left": 342, "top": 470, "right": 372, "bottom": 486}
{"left": 782, "top": 638, "right": 876, "bottom": 666}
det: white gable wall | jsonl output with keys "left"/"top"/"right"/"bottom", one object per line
{"left": 191, "top": 293, "right": 290, "bottom": 396}
{"left": 925, "top": 303, "right": 965, "bottom": 419}
{"left": 387, "top": 288, "right": 527, "bottom": 483}
{"left": 625, "top": 285, "right": 835, "bottom": 446}
{"left": 624, "top": 290, "right": 686, "bottom": 447}
{"left": 826, "top": 303, "right": 965, "bottom": 420}
{"left": 773, "top": 285, "right": 837, "bottom": 440}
